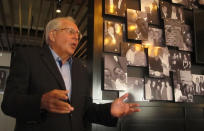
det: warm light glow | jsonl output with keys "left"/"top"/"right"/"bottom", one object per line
{"left": 115, "top": 24, "right": 122, "bottom": 35}
{"left": 104, "top": 38, "right": 109, "bottom": 45}
{"left": 135, "top": 44, "right": 142, "bottom": 51}
{"left": 56, "top": 9, "right": 61, "bottom": 13}
{"left": 109, "top": 5, "right": 114, "bottom": 13}
{"left": 128, "top": 25, "right": 137, "bottom": 31}
{"left": 142, "top": 41, "right": 152, "bottom": 48}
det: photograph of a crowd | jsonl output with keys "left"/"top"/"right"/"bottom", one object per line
{"left": 102, "top": 0, "right": 202, "bottom": 103}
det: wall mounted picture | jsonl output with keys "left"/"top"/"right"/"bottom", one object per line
{"left": 164, "top": 19, "right": 183, "bottom": 47}
{"left": 173, "top": 71, "right": 193, "bottom": 102}
{"left": 141, "top": 0, "right": 160, "bottom": 25}
{"left": 192, "top": 74, "right": 204, "bottom": 95}
{"left": 104, "top": 55, "right": 127, "bottom": 91}
{"left": 0, "top": 68, "right": 9, "bottom": 94}
{"left": 104, "top": 20, "right": 123, "bottom": 53}
{"left": 145, "top": 77, "right": 173, "bottom": 101}
{"left": 179, "top": 24, "right": 192, "bottom": 52}
{"left": 168, "top": 50, "right": 191, "bottom": 71}
{"left": 104, "top": 0, "right": 126, "bottom": 17}
{"left": 142, "top": 27, "right": 163, "bottom": 47}
{"left": 119, "top": 77, "right": 145, "bottom": 101}
{"left": 160, "top": 1, "right": 185, "bottom": 23}
{"left": 121, "top": 43, "right": 147, "bottom": 67}
{"left": 127, "top": 8, "right": 148, "bottom": 40}
{"left": 148, "top": 47, "right": 170, "bottom": 78}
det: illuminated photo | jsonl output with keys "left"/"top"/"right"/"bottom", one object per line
{"left": 127, "top": 8, "right": 148, "bottom": 40}
{"left": 179, "top": 24, "right": 192, "bottom": 52}
{"left": 105, "top": 0, "right": 126, "bottom": 17}
{"left": 148, "top": 47, "right": 170, "bottom": 78}
{"left": 141, "top": 0, "right": 159, "bottom": 25}
{"left": 104, "top": 55, "right": 127, "bottom": 91}
{"left": 121, "top": 43, "right": 147, "bottom": 67}
{"left": 104, "top": 20, "right": 123, "bottom": 53}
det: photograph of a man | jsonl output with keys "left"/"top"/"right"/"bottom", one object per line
{"left": 145, "top": 27, "right": 163, "bottom": 46}
{"left": 104, "top": 55, "right": 127, "bottom": 90}
{"left": 192, "top": 74, "right": 204, "bottom": 95}
{"left": 121, "top": 43, "right": 147, "bottom": 67}
{"left": 1, "top": 17, "right": 141, "bottom": 131}
{"left": 104, "top": 20, "right": 123, "bottom": 53}
{"left": 127, "top": 9, "right": 148, "bottom": 40}
{"left": 105, "top": 0, "right": 126, "bottom": 17}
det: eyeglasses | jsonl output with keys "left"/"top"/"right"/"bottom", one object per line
{"left": 54, "top": 27, "right": 82, "bottom": 41}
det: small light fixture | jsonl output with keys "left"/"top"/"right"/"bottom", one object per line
{"left": 56, "top": 0, "right": 62, "bottom": 13}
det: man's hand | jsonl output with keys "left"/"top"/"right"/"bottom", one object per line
{"left": 111, "top": 93, "right": 140, "bottom": 118}
{"left": 41, "top": 89, "right": 74, "bottom": 114}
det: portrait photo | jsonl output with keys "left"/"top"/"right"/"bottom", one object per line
{"left": 0, "top": 68, "right": 9, "bottom": 93}
{"left": 173, "top": 71, "right": 193, "bottom": 102}
{"left": 141, "top": 0, "right": 160, "bottom": 25}
{"left": 127, "top": 8, "right": 148, "bottom": 40}
{"left": 192, "top": 74, "right": 204, "bottom": 95}
{"left": 104, "top": 20, "right": 123, "bottom": 53}
{"left": 145, "top": 77, "right": 173, "bottom": 101}
{"left": 119, "top": 77, "right": 145, "bottom": 102}
{"left": 179, "top": 24, "right": 192, "bottom": 52}
{"left": 148, "top": 47, "right": 170, "bottom": 78}
{"left": 104, "top": 55, "right": 127, "bottom": 91}
{"left": 121, "top": 43, "right": 147, "bottom": 67}
{"left": 104, "top": 0, "right": 126, "bottom": 17}
{"left": 142, "top": 27, "right": 163, "bottom": 47}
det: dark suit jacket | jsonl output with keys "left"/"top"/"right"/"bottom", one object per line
{"left": 1, "top": 45, "right": 117, "bottom": 131}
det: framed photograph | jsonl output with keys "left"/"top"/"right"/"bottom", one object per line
{"left": 119, "top": 77, "right": 145, "bottom": 101}
{"left": 145, "top": 77, "right": 173, "bottom": 101}
{"left": 160, "top": 1, "right": 185, "bottom": 23}
{"left": 148, "top": 47, "right": 170, "bottom": 78}
{"left": 127, "top": 8, "right": 148, "bottom": 40}
{"left": 0, "top": 68, "right": 9, "bottom": 94}
{"left": 104, "top": 20, "right": 123, "bottom": 53}
{"left": 164, "top": 19, "right": 182, "bottom": 47}
{"left": 104, "top": 0, "right": 126, "bottom": 17}
{"left": 141, "top": 0, "right": 160, "bottom": 25}
{"left": 121, "top": 43, "right": 147, "bottom": 67}
{"left": 104, "top": 55, "right": 127, "bottom": 91}
{"left": 192, "top": 74, "right": 204, "bottom": 95}
{"left": 179, "top": 24, "right": 192, "bottom": 52}
{"left": 142, "top": 27, "right": 163, "bottom": 47}
{"left": 173, "top": 71, "right": 193, "bottom": 102}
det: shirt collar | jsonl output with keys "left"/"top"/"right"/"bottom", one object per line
{"left": 49, "top": 46, "right": 73, "bottom": 66}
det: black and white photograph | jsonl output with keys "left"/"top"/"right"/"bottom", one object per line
{"left": 179, "top": 24, "right": 192, "bottom": 51}
{"left": 192, "top": 74, "right": 204, "bottom": 95}
{"left": 173, "top": 71, "right": 193, "bottom": 102}
{"left": 168, "top": 50, "right": 191, "bottom": 71}
{"left": 145, "top": 77, "right": 173, "bottom": 101}
{"left": 104, "top": 55, "right": 127, "bottom": 91}
{"left": 164, "top": 19, "right": 183, "bottom": 48}
{"left": 104, "top": 0, "right": 126, "bottom": 17}
{"left": 143, "top": 27, "right": 163, "bottom": 47}
{"left": 0, "top": 68, "right": 9, "bottom": 93}
{"left": 148, "top": 47, "right": 170, "bottom": 78}
{"left": 141, "top": 0, "right": 160, "bottom": 25}
{"left": 121, "top": 43, "right": 147, "bottom": 67}
{"left": 104, "top": 20, "right": 123, "bottom": 53}
{"left": 127, "top": 8, "right": 148, "bottom": 40}
{"left": 119, "top": 77, "right": 145, "bottom": 102}
{"left": 160, "top": 1, "right": 185, "bottom": 23}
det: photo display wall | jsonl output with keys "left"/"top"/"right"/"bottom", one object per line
{"left": 103, "top": 0, "right": 202, "bottom": 102}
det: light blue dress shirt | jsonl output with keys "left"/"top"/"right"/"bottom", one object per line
{"left": 49, "top": 47, "right": 72, "bottom": 100}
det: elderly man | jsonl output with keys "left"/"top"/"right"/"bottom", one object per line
{"left": 1, "top": 17, "right": 140, "bottom": 131}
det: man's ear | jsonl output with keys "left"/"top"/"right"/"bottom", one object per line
{"left": 49, "top": 31, "right": 55, "bottom": 42}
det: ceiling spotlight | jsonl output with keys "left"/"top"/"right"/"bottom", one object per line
{"left": 56, "top": 0, "right": 62, "bottom": 13}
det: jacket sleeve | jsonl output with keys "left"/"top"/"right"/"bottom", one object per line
{"left": 1, "top": 47, "right": 43, "bottom": 122}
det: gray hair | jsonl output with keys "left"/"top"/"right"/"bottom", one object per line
{"left": 45, "top": 16, "right": 75, "bottom": 44}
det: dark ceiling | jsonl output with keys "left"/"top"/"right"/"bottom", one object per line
{"left": 0, "top": 0, "right": 88, "bottom": 59}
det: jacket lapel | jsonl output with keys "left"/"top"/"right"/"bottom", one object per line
{"left": 40, "top": 45, "right": 66, "bottom": 90}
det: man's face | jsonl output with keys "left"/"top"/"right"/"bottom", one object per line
{"left": 50, "top": 19, "right": 79, "bottom": 57}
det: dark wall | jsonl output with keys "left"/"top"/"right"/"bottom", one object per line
{"left": 88, "top": 0, "right": 204, "bottom": 131}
